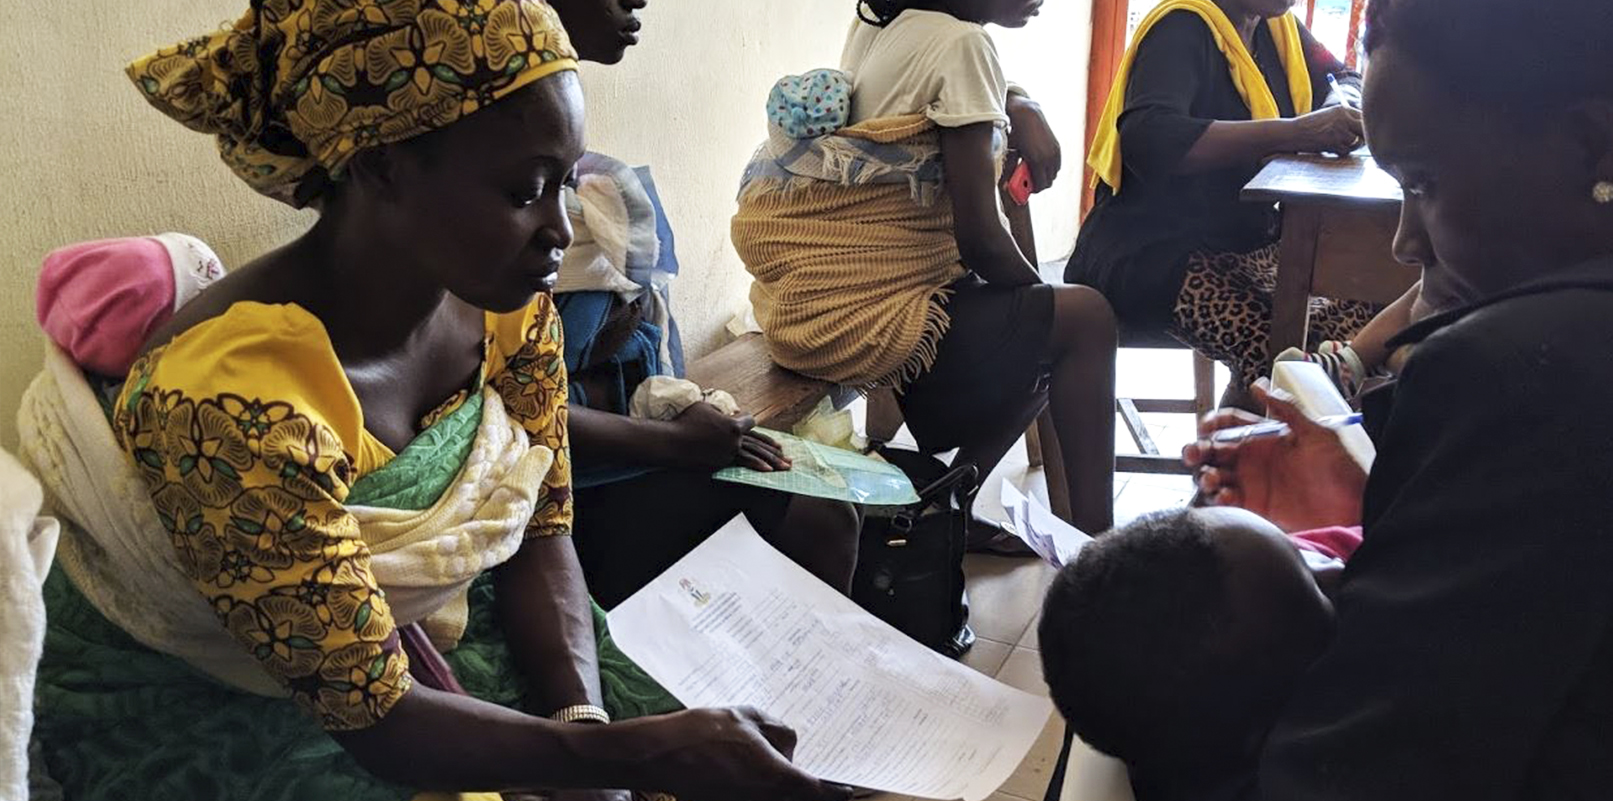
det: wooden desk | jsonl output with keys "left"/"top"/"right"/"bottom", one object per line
{"left": 1242, "top": 154, "right": 1419, "bottom": 357}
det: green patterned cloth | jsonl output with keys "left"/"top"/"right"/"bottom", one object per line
{"left": 35, "top": 394, "right": 680, "bottom": 800}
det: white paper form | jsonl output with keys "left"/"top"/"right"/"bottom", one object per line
{"left": 1270, "top": 361, "right": 1376, "bottom": 472}
{"left": 607, "top": 516, "right": 1053, "bottom": 801}
{"left": 1001, "top": 481, "right": 1094, "bottom": 569}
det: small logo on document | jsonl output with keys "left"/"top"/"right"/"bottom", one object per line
{"left": 678, "top": 578, "right": 712, "bottom": 608}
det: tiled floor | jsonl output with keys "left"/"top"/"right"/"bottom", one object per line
{"left": 860, "top": 348, "right": 1225, "bottom": 801}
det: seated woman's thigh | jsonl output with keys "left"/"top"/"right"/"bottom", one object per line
{"left": 571, "top": 471, "right": 791, "bottom": 607}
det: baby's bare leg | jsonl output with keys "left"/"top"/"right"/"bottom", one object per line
{"left": 1345, "top": 281, "right": 1422, "bottom": 371}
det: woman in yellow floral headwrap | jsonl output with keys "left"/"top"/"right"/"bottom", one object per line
{"left": 27, "top": 2, "right": 846, "bottom": 800}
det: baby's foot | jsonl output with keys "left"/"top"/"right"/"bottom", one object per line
{"left": 1275, "top": 341, "right": 1366, "bottom": 397}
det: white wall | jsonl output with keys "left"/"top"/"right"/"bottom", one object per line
{"left": 0, "top": 1, "right": 1090, "bottom": 449}
{"left": 995, "top": 0, "right": 1094, "bottom": 265}
{"left": 574, "top": 2, "right": 854, "bottom": 360}
{"left": 0, "top": 2, "right": 314, "bottom": 450}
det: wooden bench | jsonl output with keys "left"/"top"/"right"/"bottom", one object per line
{"left": 684, "top": 333, "right": 853, "bottom": 431}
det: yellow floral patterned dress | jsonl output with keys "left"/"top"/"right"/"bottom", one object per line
{"left": 112, "top": 294, "right": 571, "bottom": 731}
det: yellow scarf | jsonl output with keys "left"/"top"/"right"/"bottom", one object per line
{"left": 1087, "top": 0, "right": 1312, "bottom": 194}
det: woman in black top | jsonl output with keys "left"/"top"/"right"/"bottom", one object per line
{"left": 1066, "top": 0, "right": 1368, "bottom": 395}
{"left": 1185, "top": 0, "right": 1613, "bottom": 796}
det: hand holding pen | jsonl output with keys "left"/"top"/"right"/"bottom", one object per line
{"left": 1210, "top": 412, "right": 1364, "bottom": 443}
{"left": 1184, "top": 381, "right": 1369, "bottom": 531}
{"left": 1327, "top": 73, "right": 1363, "bottom": 110}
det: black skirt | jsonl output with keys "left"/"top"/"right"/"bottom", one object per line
{"left": 896, "top": 276, "right": 1055, "bottom": 452}
{"left": 571, "top": 470, "right": 792, "bottom": 609}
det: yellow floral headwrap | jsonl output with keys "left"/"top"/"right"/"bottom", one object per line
{"left": 128, "top": 0, "right": 578, "bottom": 208}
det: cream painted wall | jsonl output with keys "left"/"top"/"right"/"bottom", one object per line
{"left": 995, "top": 0, "right": 1094, "bottom": 264}
{"left": 0, "top": 2, "right": 314, "bottom": 450}
{"left": 0, "top": 1, "right": 1091, "bottom": 449}
{"left": 573, "top": 3, "right": 857, "bottom": 360}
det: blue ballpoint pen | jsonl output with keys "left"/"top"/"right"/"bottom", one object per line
{"left": 1210, "top": 413, "right": 1365, "bottom": 443}
{"left": 1327, "top": 73, "right": 1360, "bottom": 109}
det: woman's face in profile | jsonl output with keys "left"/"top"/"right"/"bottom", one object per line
{"left": 548, "top": 0, "right": 648, "bottom": 64}
{"left": 371, "top": 74, "right": 588, "bottom": 315}
{"left": 1365, "top": 45, "right": 1613, "bottom": 303}
{"left": 950, "top": 0, "right": 1044, "bottom": 28}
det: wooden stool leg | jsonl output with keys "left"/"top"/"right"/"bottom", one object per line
{"left": 1270, "top": 206, "right": 1322, "bottom": 358}
{"left": 1025, "top": 420, "right": 1045, "bottom": 468}
{"left": 1193, "top": 353, "right": 1216, "bottom": 415}
{"left": 1035, "top": 411, "right": 1074, "bottom": 523}
{"left": 865, "top": 388, "right": 904, "bottom": 446}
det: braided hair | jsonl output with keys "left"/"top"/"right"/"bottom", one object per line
{"left": 857, "top": 0, "right": 912, "bottom": 27}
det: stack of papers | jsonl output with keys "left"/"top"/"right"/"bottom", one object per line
{"left": 608, "top": 517, "right": 1053, "bottom": 801}
{"left": 1000, "top": 481, "right": 1093, "bottom": 569}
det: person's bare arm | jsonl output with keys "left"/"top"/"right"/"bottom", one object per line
{"left": 1177, "top": 106, "right": 1363, "bottom": 173}
{"left": 1118, "top": 12, "right": 1362, "bottom": 178}
{"left": 569, "top": 404, "right": 790, "bottom": 473}
{"left": 939, "top": 121, "right": 1040, "bottom": 287}
{"left": 334, "top": 684, "right": 606, "bottom": 791}
{"left": 1342, "top": 282, "right": 1421, "bottom": 370}
{"left": 1004, "top": 93, "right": 1061, "bottom": 193}
{"left": 494, "top": 535, "right": 601, "bottom": 718}
{"left": 336, "top": 686, "right": 849, "bottom": 800}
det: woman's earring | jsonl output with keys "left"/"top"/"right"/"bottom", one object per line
{"left": 1595, "top": 180, "right": 1613, "bottom": 205}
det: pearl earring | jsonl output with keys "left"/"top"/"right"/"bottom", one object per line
{"left": 1595, "top": 181, "right": 1613, "bottom": 205}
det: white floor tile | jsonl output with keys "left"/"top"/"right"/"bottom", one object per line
{"left": 1112, "top": 482, "right": 1194, "bottom": 527}
{"left": 960, "top": 637, "right": 1016, "bottom": 678}
{"left": 1121, "top": 470, "right": 1195, "bottom": 494}
{"left": 1018, "top": 612, "right": 1042, "bottom": 651}
{"left": 963, "top": 556, "right": 1054, "bottom": 644}
{"left": 995, "top": 646, "right": 1049, "bottom": 697}
{"left": 998, "top": 717, "right": 1067, "bottom": 801}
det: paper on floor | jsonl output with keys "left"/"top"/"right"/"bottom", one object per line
{"left": 608, "top": 516, "right": 1053, "bottom": 801}
{"left": 1001, "top": 481, "right": 1094, "bottom": 569}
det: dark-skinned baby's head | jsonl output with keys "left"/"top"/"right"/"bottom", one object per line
{"left": 1038, "top": 508, "right": 1336, "bottom": 775}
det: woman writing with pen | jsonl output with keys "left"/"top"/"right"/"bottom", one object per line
{"left": 1184, "top": 0, "right": 1613, "bottom": 794}
{"left": 1066, "top": 0, "right": 1369, "bottom": 408}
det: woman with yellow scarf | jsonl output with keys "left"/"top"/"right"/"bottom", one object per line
{"left": 25, "top": 2, "right": 845, "bottom": 800}
{"left": 1066, "top": 0, "right": 1375, "bottom": 402}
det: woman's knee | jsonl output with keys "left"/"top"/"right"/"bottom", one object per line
{"left": 776, "top": 496, "right": 861, "bottom": 589}
{"left": 1048, "top": 284, "right": 1118, "bottom": 353}
{"left": 786, "top": 496, "right": 861, "bottom": 544}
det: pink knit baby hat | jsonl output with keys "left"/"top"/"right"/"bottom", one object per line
{"left": 36, "top": 233, "right": 225, "bottom": 375}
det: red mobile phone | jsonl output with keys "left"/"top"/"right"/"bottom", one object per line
{"left": 1006, "top": 162, "right": 1034, "bottom": 206}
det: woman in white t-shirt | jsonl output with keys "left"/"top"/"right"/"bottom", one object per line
{"left": 847, "top": 1, "right": 1119, "bottom": 535}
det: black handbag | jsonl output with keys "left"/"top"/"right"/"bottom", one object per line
{"left": 851, "top": 448, "right": 978, "bottom": 658}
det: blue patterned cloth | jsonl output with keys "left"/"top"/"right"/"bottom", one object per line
{"left": 767, "top": 69, "right": 852, "bottom": 139}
